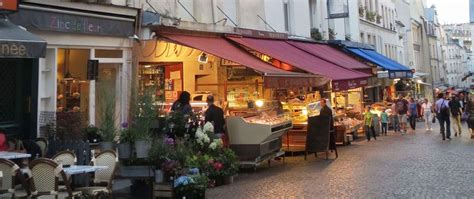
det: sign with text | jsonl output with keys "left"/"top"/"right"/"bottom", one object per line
{"left": 332, "top": 78, "right": 368, "bottom": 92}
{"left": 9, "top": 8, "right": 134, "bottom": 37}
{"left": 0, "top": 0, "right": 18, "bottom": 12}
{"left": 234, "top": 28, "right": 288, "bottom": 40}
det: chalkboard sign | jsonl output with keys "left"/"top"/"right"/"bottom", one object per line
{"left": 305, "top": 115, "right": 331, "bottom": 153}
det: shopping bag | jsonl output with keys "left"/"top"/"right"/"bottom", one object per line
{"left": 432, "top": 115, "right": 436, "bottom": 123}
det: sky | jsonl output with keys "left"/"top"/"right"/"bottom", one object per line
{"left": 426, "top": 0, "right": 469, "bottom": 24}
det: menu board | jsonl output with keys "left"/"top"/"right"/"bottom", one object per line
{"left": 305, "top": 115, "right": 331, "bottom": 153}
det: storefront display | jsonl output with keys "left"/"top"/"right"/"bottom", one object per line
{"left": 226, "top": 100, "right": 292, "bottom": 161}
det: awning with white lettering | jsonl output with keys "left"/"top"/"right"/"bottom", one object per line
{"left": 0, "top": 18, "right": 46, "bottom": 58}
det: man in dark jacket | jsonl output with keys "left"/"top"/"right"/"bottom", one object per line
{"left": 205, "top": 95, "right": 225, "bottom": 136}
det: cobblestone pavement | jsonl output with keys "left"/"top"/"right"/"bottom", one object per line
{"left": 207, "top": 122, "right": 474, "bottom": 199}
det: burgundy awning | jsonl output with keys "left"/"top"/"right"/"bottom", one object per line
{"left": 226, "top": 36, "right": 370, "bottom": 90}
{"left": 287, "top": 40, "right": 373, "bottom": 75}
{"left": 159, "top": 34, "right": 328, "bottom": 88}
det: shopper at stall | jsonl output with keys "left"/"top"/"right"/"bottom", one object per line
{"left": 449, "top": 95, "right": 463, "bottom": 137}
{"left": 364, "top": 106, "right": 376, "bottom": 141}
{"left": 435, "top": 93, "right": 451, "bottom": 140}
{"left": 408, "top": 98, "right": 418, "bottom": 132}
{"left": 205, "top": 95, "right": 225, "bottom": 138}
{"left": 421, "top": 98, "right": 433, "bottom": 131}
{"left": 171, "top": 91, "right": 192, "bottom": 115}
{"left": 391, "top": 103, "right": 400, "bottom": 133}
{"left": 381, "top": 108, "right": 389, "bottom": 136}
{"left": 395, "top": 95, "right": 409, "bottom": 135}
{"left": 465, "top": 93, "right": 474, "bottom": 139}
{"left": 320, "top": 98, "right": 334, "bottom": 130}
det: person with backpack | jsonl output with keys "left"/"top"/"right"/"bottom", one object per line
{"left": 435, "top": 93, "right": 451, "bottom": 140}
{"left": 395, "top": 94, "right": 409, "bottom": 135}
{"left": 449, "top": 95, "right": 463, "bottom": 137}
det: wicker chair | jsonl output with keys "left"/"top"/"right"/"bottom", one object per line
{"left": 0, "top": 159, "right": 30, "bottom": 198}
{"left": 51, "top": 151, "right": 77, "bottom": 166}
{"left": 29, "top": 158, "right": 81, "bottom": 199}
{"left": 35, "top": 138, "right": 48, "bottom": 158}
{"left": 75, "top": 150, "right": 117, "bottom": 199}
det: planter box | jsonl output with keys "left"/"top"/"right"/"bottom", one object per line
{"left": 119, "top": 165, "right": 154, "bottom": 178}
{"left": 153, "top": 182, "right": 173, "bottom": 198}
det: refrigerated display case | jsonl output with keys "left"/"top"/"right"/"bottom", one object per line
{"left": 226, "top": 100, "right": 292, "bottom": 164}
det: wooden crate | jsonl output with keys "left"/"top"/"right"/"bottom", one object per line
{"left": 153, "top": 182, "right": 173, "bottom": 198}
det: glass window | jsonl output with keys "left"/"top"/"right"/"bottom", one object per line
{"left": 95, "top": 49, "right": 123, "bottom": 58}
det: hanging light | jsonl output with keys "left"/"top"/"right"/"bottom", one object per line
{"left": 198, "top": 52, "right": 208, "bottom": 63}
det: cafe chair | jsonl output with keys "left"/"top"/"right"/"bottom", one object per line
{"left": 52, "top": 151, "right": 77, "bottom": 166}
{"left": 76, "top": 150, "right": 117, "bottom": 199}
{"left": 35, "top": 138, "right": 48, "bottom": 158}
{"left": 0, "top": 159, "right": 30, "bottom": 198}
{"left": 29, "top": 158, "right": 81, "bottom": 199}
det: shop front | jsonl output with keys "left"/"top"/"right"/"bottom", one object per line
{"left": 0, "top": 16, "right": 47, "bottom": 138}
{"left": 9, "top": 5, "right": 138, "bottom": 136}
{"left": 138, "top": 30, "right": 327, "bottom": 163}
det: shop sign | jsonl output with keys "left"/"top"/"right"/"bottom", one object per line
{"left": 332, "top": 78, "right": 368, "bottom": 92}
{"left": 0, "top": 41, "right": 46, "bottom": 58}
{"left": 220, "top": 59, "right": 240, "bottom": 66}
{"left": 389, "top": 71, "right": 413, "bottom": 79}
{"left": 0, "top": 0, "right": 18, "bottom": 13}
{"left": 377, "top": 71, "right": 389, "bottom": 78}
{"left": 234, "top": 28, "right": 288, "bottom": 40}
{"left": 8, "top": 8, "right": 134, "bottom": 37}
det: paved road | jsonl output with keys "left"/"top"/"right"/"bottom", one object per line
{"left": 207, "top": 122, "right": 474, "bottom": 198}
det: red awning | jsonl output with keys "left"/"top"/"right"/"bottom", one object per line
{"left": 226, "top": 36, "right": 370, "bottom": 90}
{"left": 159, "top": 34, "right": 328, "bottom": 88}
{"left": 287, "top": 40, "right": 373, "bottom": 74}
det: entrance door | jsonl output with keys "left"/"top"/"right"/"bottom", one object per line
{"left": 95, "top": 63, "right": 121, "bottom": 128}
{"left": 0, "top": 59, "right": 38, "bottom": 138}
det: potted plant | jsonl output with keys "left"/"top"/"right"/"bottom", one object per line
{"left": 117, "top": 122, "right": 133, "bottom": 159}
{"left": 97, "top": 81, "right": 118, "bottom": 151}
{"left": 359, "top": 6, "right": 365, "bottom": 17}
{"left": 84, "top": 125, "right": 101, "bottom": 144}
{"left": 218, "top": 148, "right": 239, "bottom": 185}
{"left": 174, "top": 168, "right": 208, "bottom": 199}
{"left": 131, "top": 87, "right": 158, "bottom": 158}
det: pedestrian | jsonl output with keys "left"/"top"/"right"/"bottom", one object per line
{"left": 205, "top": 95, "right": 225, "bottom": 138}
{"left": 465, "top": 93, "right": 474, "bottom": 139}
{"left": 421, "top": 98, "right": 433, "bottom": 131}
{"left": 395, "top": 94, "right": 409, "bottom": 135}
{"left": 435, "top": 93, "right": 451, "bottom": 140}
{"left": 408, "top": 98, "right": 418, "bottom": 132}
{"left": 391, "top": 103, "right": 400, "bottom": 133}
{"left": 449, "top": 95, "right": 463, "bottom": 136}
{"left": 363, "top": 106, "right": 376, "bottom": 141}
{"left": 381, "top": 108, "right": 389, "bottom": 136}
{"left": 171, "top": 91, "right": 192, "bottom": 115}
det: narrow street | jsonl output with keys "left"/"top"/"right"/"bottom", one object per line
{"left": 208, "top": 122, "right": 474, "bottom": 198}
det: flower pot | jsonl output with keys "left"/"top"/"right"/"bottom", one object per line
{"left": 155, "top": 169, "right": 164, "bottom": 183}
{"left": 214, "top": 177, "right": 224, "bottom": 187}
{"left": 224, "top": 175, "right": 234, "bottom": 185}
{"left": 175, "top": 187, "right": 206, "bottom": 199}
{"left": 135, "top": 140, "right": 151, "bottom": 158}
{"left": 117, "top": 142, "right": 132, "bottom": 159}
{"left": 99, "top": 141, "right": 115, "bottom": 151}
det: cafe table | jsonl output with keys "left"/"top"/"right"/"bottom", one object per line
{"left": 0, "top": 151, "right": 31, "bottom": 159}
{"left": 63, "top": 165, "right": 108, "bottom": 175}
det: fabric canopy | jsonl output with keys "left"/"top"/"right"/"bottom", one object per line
{"left": 159, "top": 34, "right": 328, "bottom": 88}
{"left": 227, "top": 36, "right": 370, "bottom": 91}
{"left": 0, "top": 19, "right": 46, "bottom": 58}
{"left": 345, "top": 47, "right": 412, "bottom": 79}
{"left": 287, "top": 41, "right": 373, "bottom": 74}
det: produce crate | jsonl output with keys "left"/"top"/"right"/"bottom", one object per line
{"left": 153, "top": 182, "right": 173, "bottom": 198}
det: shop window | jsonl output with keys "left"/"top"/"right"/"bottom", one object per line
{"left": 56, "top": 48, "right": 90, "bottom": 122}
{"left": 95, "top": 49, "right": 123, "bottom": 58}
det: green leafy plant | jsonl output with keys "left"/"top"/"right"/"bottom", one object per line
{"left": 328, "top": 28, "right": 336, "bottom": 40}
{"left": 365, "top": 10, "right": 376, "bottom": 22}
{"left": 310, "top": 28, "right": 323, "bottom": 41}
{"left": 97, "top": 81, "right": 117, "bottom": 142}
{"left": 130, "top": 87, "right": 160, "bottom": 140}
{"left": 359, "top": 6, "right": 365, "bottom": 17}
{"left": 217, "top": 148, "right": 239, "bottom": 177}
{"left": 119, "top": 127, "right": 134, "bottom": 143}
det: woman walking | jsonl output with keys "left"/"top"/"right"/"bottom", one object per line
{"left": 408, "top": 98, "right": 418, "bottom": 132}
{"left": 421, "top": 98, "right": 433, "bottom": 131}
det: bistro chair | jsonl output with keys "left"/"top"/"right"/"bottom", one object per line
{"left": 0, "top": 159, "right": 30, "bottom": 198}
{"left": 35, "top": 138, "right": 48, "bottom": 158}
{"left": 29, "top": 158, "right": 81, "bottom": 199}
{"left": 52, "top": 151, "right": 77, "bottom": 166}
{"left": 76, "top": 150, "right": 117, "bottom": 199}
